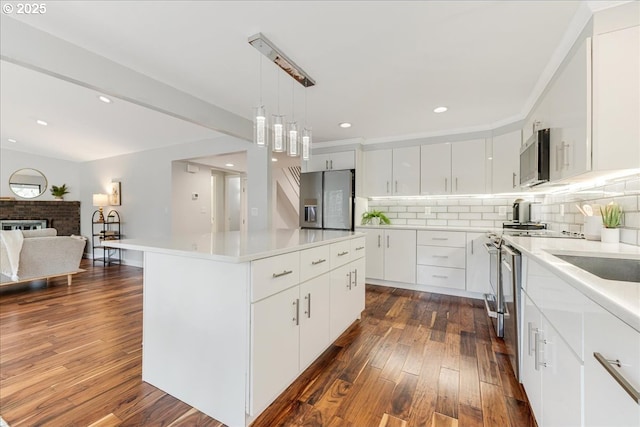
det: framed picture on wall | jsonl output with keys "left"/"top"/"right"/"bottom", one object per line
{"left": 109, "top": 181, "right": 121, "bottom": 206}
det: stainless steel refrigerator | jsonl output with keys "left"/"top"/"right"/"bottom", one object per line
{"left": 299, "top": 169, "right": 355, "bottom": 231}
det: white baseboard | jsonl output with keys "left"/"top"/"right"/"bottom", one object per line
{"left": 365, "top": 278, "right": 484, "bottom": 300}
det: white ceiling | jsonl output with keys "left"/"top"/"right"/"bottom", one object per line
{"left": 0, "top": 1, "right": 625, "bottom": 162}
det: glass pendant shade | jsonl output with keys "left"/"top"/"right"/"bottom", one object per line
{"left": 254, "top": 106, "right": 267, "bottom": 147}
{"left": 272, "top": 115, "right": 285, "bottom": 152}
{"left": 287, "top": 122, "right": 299, "bottom": 157}
{"left": 302, "top": 127, "right": 312, "bottom": 160}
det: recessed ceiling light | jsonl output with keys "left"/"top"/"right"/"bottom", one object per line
{"left": 225, "top": 163, "right": 235, "bottom": 167}
{"left": 433, "top": 106, "right": 448, "bottom": 113}
{"left": 36, "top": 119, "right": 48, "bottom": 126}
{"left": 7, "top": 138, "right": 17, "bottom": 143}
{"left": 339, "top": 122, "right": 352, "bottom": 128}
{"left": 271, "top": 158, "right": 278, "bottom": 162}
{"left": 98, "top": 95, "right": 112, "bottom": 103}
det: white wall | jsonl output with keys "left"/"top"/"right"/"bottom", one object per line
{"left": 1, "top": 148, "right": 80, "bottom": 200}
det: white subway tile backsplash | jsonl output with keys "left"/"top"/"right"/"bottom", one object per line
{"left": 398, "top": 213, "right": 417, "bottom": 219}
{"left": 620, "top": 228, "right": 638, "bottom": 245}
{"left": 624, "top": 212, "right": 640, "bottom": 228}
{"left": 469, "top": 220, "right": 496, "bottom": 227}
{"left": 393, "top": 218, "right": 407, "bottom": 225}
{"left": 470, "top": 206, "right": 495, "bottom": 213}
{"left": 459, "top": 213, "right": 482, "bottom": 220}
{"left": 427, "top": 219, "right": 448, "bottom": 226}
{"left": 438, "top": 199, "right": 458, "bottom": 206}
{"left": 389, "top": 206, "right": 408, "bottom": 212}
{"left": 438, "top": 213, "right": 458, "bottom": 220}
{"left": 448, "top": 220, "right": 470, "bottom": 227}
{"left": 407, "top": 206, "right": 425, "bottom": 213}
{"left": 448, "top": 206, "right": 471, "bottom": 213}
{"left": 407, "top": 219, "right": 427, "bottom": 226}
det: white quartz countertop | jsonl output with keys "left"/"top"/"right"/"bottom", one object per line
{"left": 504, "top": 236, "right": 640, "bottom": 332}
{"left": 356, "top": 224, "right": 495, "bottom": 233}
{"left": 108, "top": 229, "right": 361, "bottom": 263}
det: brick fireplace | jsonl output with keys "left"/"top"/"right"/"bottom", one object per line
{"left": 0, "top": 200, "right": 81, "bottom": 236}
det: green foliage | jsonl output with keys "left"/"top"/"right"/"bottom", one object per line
{"left": 50, "top": 184, "right": 70, "bottom": 198}
{"left": 361, "top": 210, "right": 391, "bottom": 225}
{"left": 600, "top": 202, "right": 622, "bottom": 228}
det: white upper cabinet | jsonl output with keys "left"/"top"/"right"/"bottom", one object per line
{"left": 491, "top": 130, "right": 521, "bottom": 193}
{"left": 363, "top": 147, "right": 420, "bottom": 196}
{"left": 452, "top": 139, "right": 487, "bottom": 194}
{"left": 421, "top": 140, "right": 487, "bottom": 195}
{"left": 303, "top": 151, "right": 355, "bottom": 172}
{"left": 421, "top": 143, "right": 452, "bottom": 194}
{"left": 592, "top": 25, "right": 640, "bottom": 172}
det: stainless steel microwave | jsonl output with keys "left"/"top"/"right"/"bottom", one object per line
{"left": 520, "top": 128, "right": 550, "bottom": 187}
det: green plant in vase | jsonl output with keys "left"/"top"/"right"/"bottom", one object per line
{"left": 600, "top": 202, "right": 622, "bottom": 228}
{"left": 361, "top": 210, "right": 391, "bottom": 225}
{"left": 50, "top": 184, "right": 70, "bottom": 200}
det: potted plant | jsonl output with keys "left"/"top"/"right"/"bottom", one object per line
{"left": 50, "top": 184, "right": 70, "bottom": 200}
{"left": 361, "top": 210, "right": 391, "bottom": 226}
{"left": 600, "top": 201, "right": 622, "bottom": 243}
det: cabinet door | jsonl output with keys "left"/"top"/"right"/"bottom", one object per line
{"left": 299, "top": 274, "right": 331, "bottom": 369}
{"left": 330, "top": 263, "right": 356, "bottom": 340}
{"left": 328, "top": 151, "right": 356, "bottom": 170}
{"left": 361, "top": 228, "right": 384, "bottom": 280}
{"left": 521, "top": 292, "right": 543, "bottom": 424}
{"left": 392, "top": 146, "right": 420, "bottom": 195}
{"left": 465, "top": 233, "right": 491, "bottom": 294}
{"left": 452, "top": 139, "right": 487, "bottom": 194}
{"left": 540, "top": 317, "right": 583, "bottom": 427}
{"left": 350, "top": 257, "right": 366, "bottom": 319}
{"left": 363, "top": 149, "right": 393, "bottom": 196}
{"left": 584, "top": 302, "right": 640, "bottom": 427}
{"left": 491, "top": 130, "right": 521, "bottom": 193}
{"left": 384, "top": 229, "right": 416, "bottom": 283}
{"left": 421, "top": 143, "right": 451, "bottom": 194}
{"left": 593, "top": 26, "right": 640, "bottom": 171}
{"left": 305, "top": 153, "right": 332, "bottom": 172}
{"left": 250, "top": 286, "right": 300, "bottom": 415}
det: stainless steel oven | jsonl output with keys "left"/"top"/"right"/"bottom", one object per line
{"left": 501, "top": 244, "right": 522, "bottom": 381}
{"left": 483, "top": 238, "right": 504, "bottom": 337}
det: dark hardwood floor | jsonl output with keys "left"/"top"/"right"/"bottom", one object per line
{"left": 0, "top": 261, "right": 535, "bottom": 426}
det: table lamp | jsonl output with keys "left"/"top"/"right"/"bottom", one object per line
{"left": 93, "top": 193, "right": 109, "bottom": 222}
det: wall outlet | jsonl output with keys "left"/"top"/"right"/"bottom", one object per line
{"left": 498, "top": 206, "right": 507, "bottom": 216}
{"left": 424, "top": 207, "right": 431, "bottom": 215}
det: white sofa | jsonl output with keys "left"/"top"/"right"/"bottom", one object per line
{"left": 0, "top": 228, "right": 86, "bottom": 286}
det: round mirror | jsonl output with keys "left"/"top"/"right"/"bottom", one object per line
{"left": 9, "top": 168, "right": 48, "bottom": 199}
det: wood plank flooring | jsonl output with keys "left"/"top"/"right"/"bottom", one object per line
{"left": 0, "top": 261, "right": 535, "bottom": 426}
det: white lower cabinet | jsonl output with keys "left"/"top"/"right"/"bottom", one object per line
{"left": 357, "top": 228, "right": 416, "bottom": 283}
{"left": 522, "top": 292, "right": 583, "bottom": 427}
{"left": 465, "top": 232, "right": 491, "bottom": 294}
{"left": 584, "top": 302, "right": 640, "bottom": 427}
{"left": 251, "top": 285, "right": 301, "bottom": 415}
{"left": 250, "top": 237, "right": 365, "bottom": 417}
{"left": 416, "top": 230, "right": 465, "bottom": 290}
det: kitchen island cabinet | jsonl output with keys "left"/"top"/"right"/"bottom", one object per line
{"left": 109, "top": 229, "right": 365, "bottom": 427}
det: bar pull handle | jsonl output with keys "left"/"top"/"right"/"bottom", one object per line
{"left": 311, "top": 258, "right": 326, "bottom": 265}
{"left": 326, "top": 160, "right": 329, "bottom": 170}
{"left": 337, "top": 251, "right": 349, "bottom": 257}
{"left": 512, "top": 172, "right": 517, "bottom": 188}
{"left": 387, "top": 181, "right": 390, "bottom": 193}
{"left": 395, "top": 180, "right": 398, "bottom": 193}
{"left": 563, "top": 142, "right": 570, "bottom": 168}
{"left": 378, "top": 234, "right": 381, "bottom": 248}
{"left": 353, "top": 269, "right": 358, "bottom": 287}
{"left": 432, "top": 255, "right": 449, "bottom": 259}
{"left": 386, "top": 235, "right": 390, "bottom": 248}
{"left": 293, "top": 299, "right": 299, "bottom": 325}
{"left": 347, "top": 272, "right": 352, "bottom": 290}
{"left": 432, "top": 274, "right": 448, "bottom": 279}
{"left": 594, "top": 352, "right": 640, "bottom": 404}
{"left": 471, "top": 240, "right": 474, "bottom": 254}
{"left": 455, "top": 177, "right": 458, "bottom": 191}
{"left": 273, "top": 270, "right": 293, "bottom": 278}
{"left": 355, "top": 246, "right": 365, "bottom": 251}
{"left": 535, "top": 330, "right": 548, "bottom": 370}
{"left": 528, "top": 322, "right": 537, "bottom": 356}
{"left": 445, "top": 177, "right": 448, "bottom": 192}
{"left": 432, "top": 237, "right": 449, "bottom": 241}
{"left": 304, "top": 293, "right": 311, "bottom": 318}
{"left": 330, "top": 160, "right": 333, "bottom": 170}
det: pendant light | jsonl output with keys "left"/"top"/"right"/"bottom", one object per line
{"left": 254, "top": 51, "right": 267, "bottom": 147}
{"left": 287, "top": 80, "right": 299, "bottom": 157}
{"left": 272, "top": 73, "right": 286, "bottom": 153}
{"left": 302, "top": 85, "right": 312, "bottom": 161}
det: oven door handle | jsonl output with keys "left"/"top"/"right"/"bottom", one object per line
{"left": 483, "top": 294, "right": 498, "bottom": 318}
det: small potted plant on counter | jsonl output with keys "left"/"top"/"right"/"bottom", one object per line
{"left": 50, "top": 184, "right": 70, "bottom": 200}
{"left": 600, "top": 201, "right": 622, "bottom": 243}
{"left": 361, "top": 210, "right": 391, "bottom": 226}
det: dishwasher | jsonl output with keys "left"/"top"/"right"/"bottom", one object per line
{"left": 501, "top": 243, "right": 522, "bottom": 381}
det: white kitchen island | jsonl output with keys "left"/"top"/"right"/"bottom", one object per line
{"left": 109, "top": 229, "right": 366, "bottom": 427}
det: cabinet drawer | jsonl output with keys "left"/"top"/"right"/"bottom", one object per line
{"left": 251, "top": 252, "right": 300, "bottom": 302}
{"left": 300, "top": 245, "right": 331, "bottom": 283}
{"left": 351, "top": 237, "right": 366, "bottom": 261}
{"left": 417, "top": 265, "right": 466, "bottom": 290}
{"left": 330, "top": 240, "right": 352, "bottom": 268}
{"left": 417, "top": 246, "right": 465, "bottom": 268}
{"left": 417, "top": 230, "right": 466, "bottom": 247}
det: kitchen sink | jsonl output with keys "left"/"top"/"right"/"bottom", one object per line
{"left": 553, "top": 254, "right": 640, "bottom": 283}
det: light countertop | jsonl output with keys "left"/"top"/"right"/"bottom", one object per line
{"left": 504, "top": 236, "right": 640, "bottom": 332}
{"left": 107, "top": 229, "right": 361, "bottom": 263}
{"left": 356, "top": 224, "right": 495, "bottom": 233}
